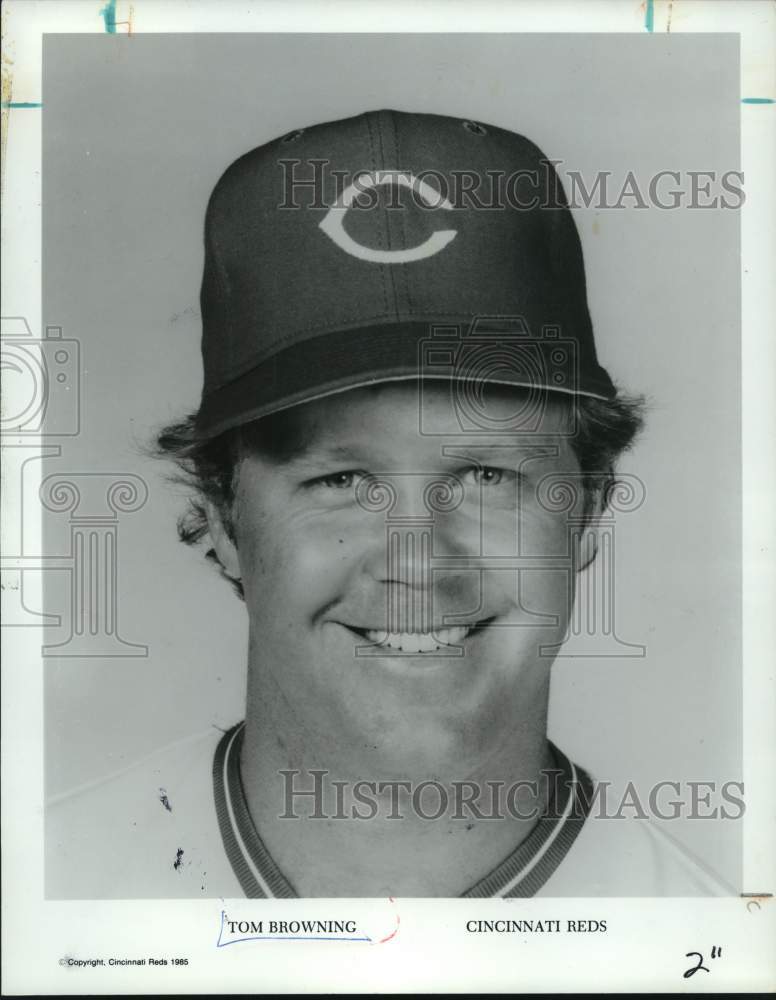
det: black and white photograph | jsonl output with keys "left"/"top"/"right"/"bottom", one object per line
{"left": 2, "top": 1, "right": 774, "bottom": 994}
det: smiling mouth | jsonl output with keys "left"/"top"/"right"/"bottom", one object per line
{"left": 344, "top": 618, "right": 496, "bottom": 653}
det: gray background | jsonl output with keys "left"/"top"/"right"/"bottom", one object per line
{"left": 42, "top": 33, "right": 741, "bottom": 885}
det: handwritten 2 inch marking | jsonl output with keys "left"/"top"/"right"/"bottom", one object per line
{"left": 684, "top": 945, "right": 723, "bottom": 978}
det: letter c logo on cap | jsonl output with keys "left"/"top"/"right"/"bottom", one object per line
{"left": 319, "top": 170, "right": 457, "bottom": 264}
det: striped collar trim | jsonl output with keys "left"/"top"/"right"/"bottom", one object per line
{"left": 213, "top": 723, "right": 297, "bottom": 898}
{"left": 213, "top": 722, "right": 592, "bottom": 898}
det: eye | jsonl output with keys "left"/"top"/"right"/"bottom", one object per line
{"left": 310, "top": 470, "right": 365, "bottom": 490}
{"left": 464, "top": 466, "right": 512, "bottom": 487}
{"left": 474, "top": 466, "right": 503, "bottom": 486}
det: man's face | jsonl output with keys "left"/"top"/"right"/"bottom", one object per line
{"left": 213, "top": 381, "right": 586, "bottom": 774}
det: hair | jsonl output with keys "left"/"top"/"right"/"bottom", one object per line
{"left": 155, "top": 388, "right": 646, "bottom": 599}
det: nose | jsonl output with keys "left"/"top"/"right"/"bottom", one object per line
{"left": 356, "top": 472, "right": 472, "bottom": 633}
{"left": 384, "top": 519, "right": 434, "bottom": 634}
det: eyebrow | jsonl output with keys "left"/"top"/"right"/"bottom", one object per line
{"left": 440, "top": 441, "right": 566, "bottom": 462}
{"left": 280, "top": 440, "right": 570, "bottom": 473}
{"left": 238, "top": 417, "right": 353, "bottom": 465}
{"left": 278, "top": 442, "right": 371, "bottom": 467}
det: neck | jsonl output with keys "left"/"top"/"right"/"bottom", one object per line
{"left": 238, "top": 655, "right": 555, "bottom": 897}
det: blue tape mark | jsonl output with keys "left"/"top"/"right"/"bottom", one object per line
{"left": 644, "top": 0, "right": 654, "bottom": 32}
{"left": 218, "top": 934, "right": 373, "bottom": 947}
{"left": 1, "top": 101, "right": 43, "bottom": 108}
{"left": 741, "top": 97, "right": 775, "bottom": 104}
{"left": 100, "top": 0, "right": 117, "bottom": 33}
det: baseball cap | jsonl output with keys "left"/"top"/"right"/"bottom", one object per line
{"left": 195, "top": 109, "right": 616, "bottom": 438}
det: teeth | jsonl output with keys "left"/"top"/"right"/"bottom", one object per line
{"left": 364, "top": 625, "right": 472, "bottom": 652}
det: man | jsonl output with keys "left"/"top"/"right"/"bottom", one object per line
{"left": 47, "top": 110, "right": 731, "bottom": 898}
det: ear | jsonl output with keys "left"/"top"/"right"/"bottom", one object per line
{"left": 574, "top": 507, "right": 603, "bottom": 574}
{"left": 205, "top": 500, "right": 242, "bottom": 581}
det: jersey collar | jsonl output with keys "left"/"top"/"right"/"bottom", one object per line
{"left": 213, "top": 722, "right": 592, "bottom": 898}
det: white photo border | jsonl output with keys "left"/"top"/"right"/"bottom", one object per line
{"left": 1, "top": 0, "right": 774, "bottom": 994}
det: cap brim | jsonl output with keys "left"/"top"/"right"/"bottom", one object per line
{"left": 196, "top": 321, "right": 616, "bottom": 439}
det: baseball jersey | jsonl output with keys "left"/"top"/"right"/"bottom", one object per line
{"left": 46, "top": 723, "right": 734, "bottom": 899}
